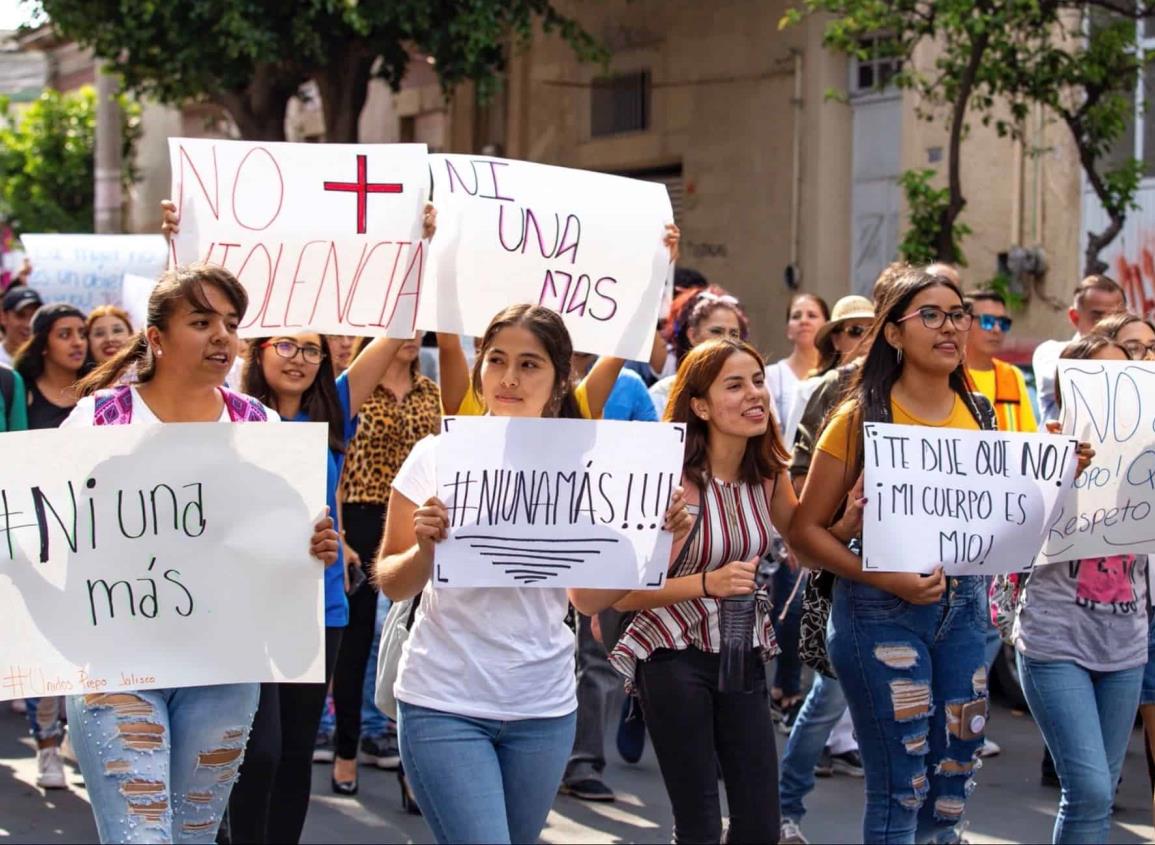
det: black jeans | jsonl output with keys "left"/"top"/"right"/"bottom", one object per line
{"left": 333, "top": 502, "right": 386, "bottom": 760}
{"left": 227, "top": 626, "right": 342, "bottom": 844}
{"left": 637, "top": 646, "right": 780, "bottom": 844}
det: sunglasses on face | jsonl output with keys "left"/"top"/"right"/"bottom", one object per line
{"left": 896, "top": 306, "right": 974, "bottom": 332}
{"left": 832, "top": 325, "right": 868, "bottom": 339}
{"left": 1122, "top": 340, "right": 1155, "bottom": 360}
{"left": 977, "top": 314, "right": 1013, "bottom": 333}
{"left": 262, "top": 340, "right": 326, "bottom": 365}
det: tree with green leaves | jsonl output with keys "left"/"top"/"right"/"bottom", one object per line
{"left": 34, "top": 0, "right": 603, "bottom": 143}
{"left": 0, "top": 85, "right": 140, "bottom": 236}
{"left": 782, "top": 0, "right": 1150, "bottom": 275}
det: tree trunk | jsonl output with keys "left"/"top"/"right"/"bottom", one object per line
{"left": 936, "top": 28, "right": 991, "bottom": 263}
{"left": 212, "top": 62, "right": 304, "bottom": 141}
{"left": 313, "top": 43, "right": 377, "bottom": 143}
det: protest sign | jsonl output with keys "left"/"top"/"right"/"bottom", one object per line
{"left": 168, "top": 138, "right": 429, "bottom": 337}
{"left": 0, "top": 422, "right": 328, "bottom": 701}
{"left": 1040, "top": 361, "right": 1155, "bottom": 562}
{"left": 863, "top": 422, "right": 1077, "bottom": 575}
{"left": 21, "top": 234, "right": 167, "bottom": 312}
{"left": 418, "top": 154, "right": 674, "bottom": 360}
{"left": 434, "top": 416, "right": 685, "bottom": 588}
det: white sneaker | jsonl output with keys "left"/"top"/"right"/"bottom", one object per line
{"left": 780, "top": 817, "right": 809, "bottom": 844}
{"left": 36, "top": 747, "right": 66, "bottom": 789}
{"left": 978, "top": 737, "right": 1001, "bottom": 758}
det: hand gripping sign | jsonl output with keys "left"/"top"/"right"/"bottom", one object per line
{"left": 168, "top": 139, "right": 429, "bottom": 337}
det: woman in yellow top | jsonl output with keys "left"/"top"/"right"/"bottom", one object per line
{"left": 790, "top": 268, "right": 1090, "bottom": 844}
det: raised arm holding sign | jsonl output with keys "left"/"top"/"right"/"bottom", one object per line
{"left": 167, "top": 139, "right": 429, "bottom": 337}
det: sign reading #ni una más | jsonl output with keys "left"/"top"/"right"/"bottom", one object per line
{"left": 0, "top": 422, "right": 328, "bottom": 701}
{"left": 433, "top": 416, "right": 686, "bottom": 589}
{"left": 418, "top": 154, "right": 675, "bottom": 361}
{"left": 862, "top": 422, "right": 1077, "bottom": 575}
{"left": 168, "top": 138, "right": 429, "bottom": 337}
{"left": 1041, "top": 361, "right": 1155, "bottom": 562}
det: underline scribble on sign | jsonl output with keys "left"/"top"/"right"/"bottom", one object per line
{"left": 453, "top": 533, "right": 621, "bottom": 584}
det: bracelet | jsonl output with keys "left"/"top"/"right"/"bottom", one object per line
{"left": 701, "top": 569, "right": 712, "bottom": 598}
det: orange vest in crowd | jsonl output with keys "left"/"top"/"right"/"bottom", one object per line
{"left": 990, "top": 358, "right": 1025, "bottom": 432}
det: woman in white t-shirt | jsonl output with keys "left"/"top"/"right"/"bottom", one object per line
{"left": 62, "top": 265, "right": 339, "bottom": 845}
{"left": 376, "top": 304, "right": 692, "bottom": 845}
{"left": 764, "top": 293, "right": 828, "bottom": 434}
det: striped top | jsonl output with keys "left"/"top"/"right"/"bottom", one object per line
{"left": 609, "top": 477, "right": 780, "bottom": 686}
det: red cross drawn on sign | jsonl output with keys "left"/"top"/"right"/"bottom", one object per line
{"left": 323, "top": 154, "right": 403, "bottom": 234}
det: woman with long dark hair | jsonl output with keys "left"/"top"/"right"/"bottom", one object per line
{"left": 376, "top": 301, "right": 691, "bottom": 845}
{"left": 788, "top": 269, "right": 1094, "bottom": 843}
{"left": 14, "top": 303, "right": 87, "bottom": 429}
{"left": 62, "top": 265, "right": 339, "bottom": 844}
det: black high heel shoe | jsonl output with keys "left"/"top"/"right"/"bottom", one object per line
{"left": 331, "top": 775, "right": 358, "bottom": 796}
{"left": 398, "top": 765, "right": 421, "bottom": 815}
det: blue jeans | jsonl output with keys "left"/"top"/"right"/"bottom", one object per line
{"left": 1018, "top": 653, "right": 1144, "bottom": 844}
{"left": 25, "top": 696, "right": 64, "bottom": 743}
{"left": 779, "top": 672, "right": 848, "bottom": 821}
{"left": 771, "top": 564, "right": 804, "bottom": 698}
{"left": 829, "top": 576, "right": 988, "bottom": 845}
{"left": 397, "top": 700, "right": 576, "bottom": 844}
{"left": 67, "top": 684, "right": 259, "bottom": 844}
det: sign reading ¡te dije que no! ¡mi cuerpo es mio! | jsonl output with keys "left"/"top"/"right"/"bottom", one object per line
{"left": 0, "top": 422, "right": 329, "bottom": 701}
{"left": 433, "top": 416, "right": 686, "bottom": 589}
{"left": 863, "top": 422, "right": 1077, "bottom": 575}
{"left": 168, "top": 138, "right": 430, "bottom": 338}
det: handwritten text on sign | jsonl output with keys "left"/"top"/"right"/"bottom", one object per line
{"left": 1042, "top": 361, "right": 1155, "bottom": 562}
{"left": 434, "top": 416, "right": 685, "bottom": 588}
{"left": 0, "top": 422, "right": 328, "bottom": 701}
{"left": 863, "top": 422, "right": 1077, "bottom": 575}
{"left": 418, "top": 155, "right": 674, "bottom": 360}
{"left": 168, "top": 138, "right": 429, "bottom": 337}
{"left": 21, "top": 234, "right": 167, "bottom": 312}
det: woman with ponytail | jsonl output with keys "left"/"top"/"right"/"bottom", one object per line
{"left": 61, "top": 264, "right": 339, "bottom": 844}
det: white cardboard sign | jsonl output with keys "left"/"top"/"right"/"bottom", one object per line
{"left": 433, "top": 416, "right": 686, "bottom": 588}
{"left": 0, "top": 422, "right": 328, "bottom": 701}
{"left": 1041, "top": 361, "right": 1155, "bottom": 562}
{"left": 863, "top": 422, "right": 1077, "bottom": 575}
{"left": 418, "top": 154, "right": 674, "bottom": 360}
{"left": 168, "top": 138, "right": 429, "bottom": 337}
{"left": 21, "top": 234, "right": 167, "bottom": 312}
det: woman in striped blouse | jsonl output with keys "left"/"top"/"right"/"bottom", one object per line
{"left": 610, "top": 338, "right": 859, "bottom": 844}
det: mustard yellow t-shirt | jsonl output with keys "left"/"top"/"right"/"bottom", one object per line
{"left": 455, "top": 380, "right": 593, "bottom": 419}
{"left": 817, "top": 394, "right": 980, "bottom": 465}
{"left": 967, "top": 365, "right": 1038, "bottom": 433}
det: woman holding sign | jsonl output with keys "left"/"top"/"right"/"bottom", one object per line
{"left": 375, "top": 302, "right": 693, "bottom": 845}
{"left": 608, "top": 337, "right": 859, "bottom": 844}
{"left": 63, "top": 264, "right": 340, "bottom": 845}
{"left": 789, "top": 268, "right": 1092, "bottom": 844}
{"left": 1014, "top": 335, "right": 1149, "bottom": 845}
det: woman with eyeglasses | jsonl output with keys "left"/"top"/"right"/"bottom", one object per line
{"left": 1091, "top": 311, "right": 1155, "bottom": 362}
{"left": 790, "top": 269, "right": 1093, "bottom": 844}
{"left": 648, "top": 286, "right": 749, "bottom": 418}
{"left": 963, "top": 290, "right": 1036, "bottom": 435}
{"left": 207, "top": 209, "right": 437, "bottom": 844}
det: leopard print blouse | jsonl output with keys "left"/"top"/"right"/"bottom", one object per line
{"left": 342, "top": 374, "right": 442, "bottom": 505}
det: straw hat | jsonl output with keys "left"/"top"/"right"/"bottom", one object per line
{"left": 814, "top": 295, "right": 875, "bottom": 354}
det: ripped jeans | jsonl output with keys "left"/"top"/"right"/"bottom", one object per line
{"left": 829, "top": 576, "right": 988, "bottom": 845}
{"left": 66, "top": 684, "right": 259, "bottom": 844}
{"left": 25, "top": 696, "right": 64, "bottom": 743}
